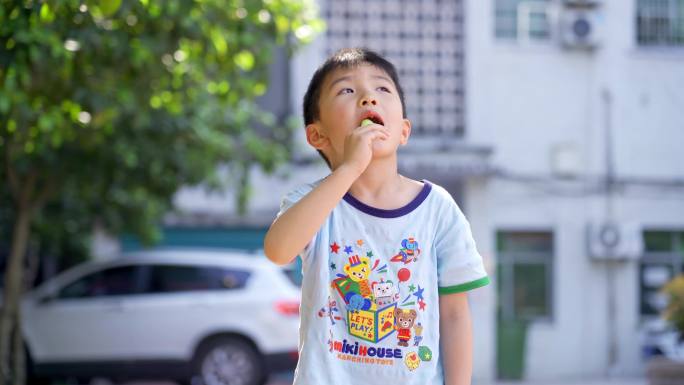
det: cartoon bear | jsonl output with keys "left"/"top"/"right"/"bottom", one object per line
{"left": 343, "top": 255, "right": 373, "bottom": 298}
{"left": 343, "top": 255, "right": 375, "bottom": 311}
{"left": 395, "top": 308, "right": 417, "bottom": 347}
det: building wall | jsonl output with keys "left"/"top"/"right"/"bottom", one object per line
{"left": 164, "top": 0, "right": 683, "bottom": 381}
{"left": 466, "top": 0, "right": 684, "bottom": 380}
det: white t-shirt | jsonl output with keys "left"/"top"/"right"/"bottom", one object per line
{"left": 278, "top": 179, "right": 489, "bottom": 385}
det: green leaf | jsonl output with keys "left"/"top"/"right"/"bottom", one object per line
{"left": 234, "top": 50, "right": 255, "bottom": 71}
{"left": 39, "top": 3, "right": 55, "bottom": 23}
{"left": 99, "top": 0, "right": 122, "bottom": 17}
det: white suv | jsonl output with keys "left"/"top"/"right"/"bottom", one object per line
{"left": 22, "top": 249, "right": 301, "bottom": 385}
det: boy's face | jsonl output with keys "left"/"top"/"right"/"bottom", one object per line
{"left": 306, "top": 64, "right": 411, "bottom": 168}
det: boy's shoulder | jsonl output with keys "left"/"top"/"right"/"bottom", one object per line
{"left": 422, "top": 179, "right": 457, "bottom": 205}
{"left": 282, "top": 178, "right": 325, "bottom": 197}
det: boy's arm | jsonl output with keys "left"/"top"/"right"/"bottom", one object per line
{"left": 263, "top": 122, "right": 389, "bottom": 265}
{"left": 263, "top": 165, "right": 359, "bottom": 265}
{"left": 439, "top": 292, "right": 472, "bottom": 385}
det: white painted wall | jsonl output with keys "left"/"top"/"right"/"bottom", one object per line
{"left": 466, "top": 0, "right": 684, "bottom": 381}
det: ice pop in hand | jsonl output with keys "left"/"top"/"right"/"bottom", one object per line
{"left": 361, "top": 118, "right": 374, "bottom": 127}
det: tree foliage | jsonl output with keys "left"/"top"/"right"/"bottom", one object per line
{"left": 1, "top": 0, "right": 322, "bottom": 241}
{"left": 0, "top": 1, "right": 323, "bottom": 383}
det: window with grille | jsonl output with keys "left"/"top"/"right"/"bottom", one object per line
{"left": 640, "top": 231, "right": 684, "bottom": 316}
{"left": 321, "top": 0, "right": 466, "bottom": 137}
{"left": 637, "top": 0, "right": 684, "bottom": 46}
{"left": 496, "top": 231, "right": 554, "bottom": 321}
{"left": 494, "top": 0, "right": 553, "bottom": 42}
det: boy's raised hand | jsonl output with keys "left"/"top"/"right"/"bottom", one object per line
{"left": 341, "top": 120, "right": 390, "bottom": 175}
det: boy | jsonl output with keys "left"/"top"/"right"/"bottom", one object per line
{"left": 264, "top": 48, "right": 489, "bottom": 385}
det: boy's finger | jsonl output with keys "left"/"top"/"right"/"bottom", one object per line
{"left": 362, "top": 129, "right": 389, "bottom": 142}
{"left": 354, "top": 125, "right": 389, "bottom": 137}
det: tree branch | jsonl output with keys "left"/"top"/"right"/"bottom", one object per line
{"left": 4, "top": 140, "right": 19, "bottom": 201}
{"left": 19, "top": 170, "right": 37, "bottom": 211}
{"left": 33, "top": 176, "right": 57, "bottom": 213}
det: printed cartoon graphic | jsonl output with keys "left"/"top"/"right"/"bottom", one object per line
{"left": 404, "top": 351, "right": 421, "bottom": 370}
{"left": 317, "top": 296, "right": 343, "bottom": 325}
{"left": 391, "top": 237, "right": 421, "bottom": 264}
{"left": 327, "top": 237, "right": 432, "bottom": 362}
{"left": 347, "top": 294, "right": 370, "bottom": 312}
{"left": 418, "top": 346, "right": 433, "bottom": 362}
{"left": 395, "top": 308, "right": 417, "bottom": 347}
{"left": 336, "top": 255, "right": 375, "bottom": 312}
{"left": 372, "top": 279, "right": 400, "bottom": 307}
{"left": 344, "top": 255, "right": 373, "bottom": 298}
{"left": 346, "top": 304, "right": 396, "bottom": 342}
{"left": 330, "top": 252, "right": 396, "bottom": 343}
{"left": 413, "top": 322, "right": 424, "bottom": 346}
{"left": 328, "top": 330, "right": 334, "bottom": 352}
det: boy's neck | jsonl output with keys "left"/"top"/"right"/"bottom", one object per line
{"left": 341, "top": 156, "right": 423, "bottom": 209}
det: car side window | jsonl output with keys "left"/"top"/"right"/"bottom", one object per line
{"left": 146, "top": 265, "right": 251, "bottom": 293}
{"left": 58, "top": 265, "right": 141, "bottom": 299}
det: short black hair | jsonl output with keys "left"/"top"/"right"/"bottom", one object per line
{"left": 302, "top": 48, "right": 407, "bottom": 167}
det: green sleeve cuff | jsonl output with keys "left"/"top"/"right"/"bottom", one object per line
{"left": 438, "top": 276, "right": 490, "bottom": 295}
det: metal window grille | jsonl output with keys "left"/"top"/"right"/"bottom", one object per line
{"left": 321, "top": 0, "right": 465, "bottom": 137}
{"left": 637, "top": 0, "right": 684, "bottom": 46}
{"left": 495, "top": 0, "right": 553, "bottom": 41}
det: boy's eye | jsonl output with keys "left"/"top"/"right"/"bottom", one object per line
{"left": 378, "top": 86, "right": 391, "bottom": 92}
{"left": 338, "top": 88, "right": 353, "bottom": 95}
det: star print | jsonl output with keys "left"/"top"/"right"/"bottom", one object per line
{"left": 419, "top": 299, "right": 427, "bottom": 311}
{"left": 344, "top": 246, "right": 353, "bottom": 254}
{"left": 408, "top": 284, "right": 416, "bottom": 292}
{"left": 330, "top": 242, "right": 340, "bottom": 254}
{"left": 366, "top": 251, "right": 373, "bottom": 257}
{"left": 413, "top": 285, "right": 425, "bottom": 301}
{"left": 357, "top": 239, "right": 364, "bottom": 246}
{"left": 330, "top": 263, "right": 336, "bottom": 270}
{"left": 424, "top": 351, "right": 431, "bottom": 359}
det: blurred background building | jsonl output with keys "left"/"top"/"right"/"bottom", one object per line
{"left": 106, "top": 0, "right": 684, "bottom": 382}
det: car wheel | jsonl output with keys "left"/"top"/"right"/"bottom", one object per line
{"left": 191, "top": 337, "right": 265, "bottom": 385}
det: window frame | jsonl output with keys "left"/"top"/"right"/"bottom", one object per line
{"left": 496, "top": 229, "right": 555, "bottom": 323}
{"left": 636, "top": 0, "right": 684, "bottom": 47}
{"left": 139, "top": 264, "right": 252, "bottom": 295}
{"left": 494, "top": 0, "right": 555, "bottom": 44}
{"left": 56, "top": 264, "right": 146, "bottom": 300}
{"left": 639, "top": 230, "right": 684, "bottom": 318}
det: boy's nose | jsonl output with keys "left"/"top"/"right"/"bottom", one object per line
{"left": 359, "top": 95, "right": 377, "bottom": 107}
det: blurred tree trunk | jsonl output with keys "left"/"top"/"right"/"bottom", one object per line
{"left": 12, "top": 310, "right": 24, "bottom": 385}
{"left": 0, "top": 203, "right": 32, "bottom": 385}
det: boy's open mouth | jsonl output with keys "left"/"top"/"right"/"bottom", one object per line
{"left": 360, "top": 111, "right": 384, "bottom": 126}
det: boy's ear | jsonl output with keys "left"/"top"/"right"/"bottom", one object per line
{"left": 399, "top": 118, "right": 412, "bottom": 146}
{"left": 306, "top": 123, "right": 329, "bottom": 150}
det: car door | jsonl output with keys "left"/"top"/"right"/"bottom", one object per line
{"left": 113, "top": 264, "right": 252, "bottom": 359}
{"left": 24, "top": 264, "right": 145, "bottom": 362}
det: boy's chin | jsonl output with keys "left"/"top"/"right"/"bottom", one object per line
{"left": 371, "top": 143, "right": 399, "bottom": 159}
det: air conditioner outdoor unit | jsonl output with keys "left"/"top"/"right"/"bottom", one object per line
{"left": 559, "top": 9, "right": 602, "bottom": 49}
{"left": 587, "top": 222, "right": 643, "bottom": 261}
